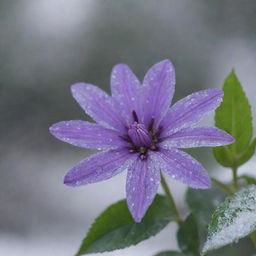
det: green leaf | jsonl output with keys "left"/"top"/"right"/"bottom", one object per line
{"left": 240, "top": 175, "right": 256, "bottom": 185}
{"left": 202, "top": 185, "right": 256, "bottom": 253}
{"left": 154, "top": 251, "right": 186, "bottom": 256}
{"left": 208, "top": 237, "right": 255, "bottom": 256}
{"left": 177, "top": 214, "right": 199, "bottom": 255}
{"left": 76, "top": 194, "right": 173, "bottom": 255}
{"left": 213, "top": 147, "right": 233, "bottom": 167}
{"left": 186, "top": 184, "right": 226, "bottom": 228}
{"left": 236, "top": 138, "right": 256, "bottom": 166}
{"left": 213, "top": 70, "right": 253, "bottom": 167}
{"left": 186, "top": 185, "right": 255, "bottom": 255}
{"left": 186, "top": 185, "right": 226, "bottom": 253}
{"left": 250, "top": 231, "right": 256, "bottom": 246}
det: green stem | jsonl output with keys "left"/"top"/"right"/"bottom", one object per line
{"left": 160, "top": 172, "right": 183, "bottom": 226}
{"left": 211, "top": 177, "right": 233, "bottom": 195}
{"left": 232, "top": 166, "right": 238, "bottom": 190}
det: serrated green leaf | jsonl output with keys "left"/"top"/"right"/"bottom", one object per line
{"left": 76, "top": 194, "right": 173, "bottom": 255}
{"left": 214, "top": 70, "right": 253, "bottom": 167}
{"left": 177, "top": 214, "right": 199, "bottom": 255}
{"left": 202, "top": 185, "right": 256, "bottom": 253}
{"left": 186, "top": 185, "right": 255, "bottom": 255}
{"left": 154, "top": 251, "right": 186, "bottom": 256}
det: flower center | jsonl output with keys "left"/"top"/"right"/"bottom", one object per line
{"left": 119, "top": 111, "right": 161, "bottom": 160}
{"left": 128, "top": 122, "right": 152, "bottom": 148}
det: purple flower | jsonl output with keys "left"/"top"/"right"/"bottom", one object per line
{"left": 50, "top": 60, "right": 234, "bottom": 222}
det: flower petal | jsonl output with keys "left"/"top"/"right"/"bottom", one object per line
{"left": 153, "top": 148, "right": 211, "bottom": 189}
{"left": 111, "top": 64, "right": 141, "bottom": 125}
{"left": 126, "top": 154, "right": 160, "bottom": 222}
{"left": 49, "top": 120, "right": 128, "bottom": 150}
{"left": 64, "top": 150, "right": 136, "bottom": 186}
{"left": 161, "top": 89, "right": 223, "bottom": 136}
{"left": 160, "top": 127, "right": 234, "bottom": 149}
{"left": 71, "top": 83, "right": 125, "bottom": 132}
{"left": 141, "top": 60, "right": 175, "bottom": 128}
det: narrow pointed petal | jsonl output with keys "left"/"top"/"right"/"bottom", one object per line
{"left": 71, "top": 83, "right": 125, "bottom": 132}
{"left": 126, "top": 155, "right": 160, "bottom": 222}
{"left": 160, "top": 127, "right": 234, "bottom": 149}
{"left": 64, "top": 150, "right": 136, "bottom": 186}
{"left": 49, "top": 120, "right": 128, "bottom": 150}
{"left": 111, "top": 64, "right": 141, "bottom": 124}
{"left": 161, "top": 89, "right": 223, "bottom": 136}
{"left": 141, "top": 60, "right": 175, "bottom": 128}
{"left": 154, "top": 149, "right": 211, "bottom": 189}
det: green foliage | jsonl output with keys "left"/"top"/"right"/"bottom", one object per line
{"left": 250, "top": 231, "right": 256, "bottom": 245}
{"left": 186, "top": 184, "right": 226, "bottom": 252}
{"left": 240, "top": 175, "right": 256, "bottom": 185}
{"left": 235, "top": 138, "right": 256, "bottom": 166}
{"left": 186, "top": 185, "right": 226, "bottom": 228}
{"left": 208, "top": 237, "right": 255, "bottom": 256}
{"left": 177, "top": 214, "right": 199, "bottom": 255}
{"left": 186, "top": 185, "right": 255, "bottom": 255}
{"left": 213, "top": 70, "right": 254, "bottom": 167}
{"left": 154, "top": 251, "right": 186, "bottom": 256}
{"left": 202, "top": 185, "right": 256, "bottom": 253}
{"left": 209, "top": 70, "right": 256, "bottom": 254}
{"left": 76, "top": 194, "right": 173, "bottom": 255}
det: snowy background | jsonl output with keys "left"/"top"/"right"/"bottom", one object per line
{"left": 1, "top": 1, "right": 256, "bottom": 255}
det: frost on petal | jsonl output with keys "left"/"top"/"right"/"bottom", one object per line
{"left": 203, "top": 185, "right": 256, "bottom": 253}
{"left": 126, "top": 154, "right": 160, "bottom": 222}
{"left": 64, "top": 150, "right": 136, "bottom": 186}
{"left": 160, "top": 127, "right": 234, "bottom": 149}
{"left": 111, "top": 64, "right": 141, "bottom": 125}
{"left": 49, "top": 120, "right": 128, "bottom": 150}
{"left": 71, "top": 83, "right": 125, "bottom": 132}
{"left": 153, "top": 148, "right": 211, "bottom": 189}
{"left": 161, "top": 88, "right": 223, "bottom": 136}
{"left": 141, "top": 60, "right": 176, "bottom": 128}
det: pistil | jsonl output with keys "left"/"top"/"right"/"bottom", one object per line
{"left": 128, "top": 122, "right": 152, "bottom": 147}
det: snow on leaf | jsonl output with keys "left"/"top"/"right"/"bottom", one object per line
{"left": 202, "top": 185, "right": 256, "bottom": 253}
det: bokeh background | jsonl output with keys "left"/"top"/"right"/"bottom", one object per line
{"left": 1, "top": 1, "right": 256, "bottom": 255}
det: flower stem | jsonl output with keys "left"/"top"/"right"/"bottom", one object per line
{"left": 160, "top": 172, "right": 183, "bottom": 226}
{"left": 232, "top": 166, "right": 238, "bottom": 190}
{"left": 211, "top": 177, "right": 233, "bottom": 195}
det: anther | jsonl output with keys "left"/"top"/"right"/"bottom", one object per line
{"left": 128, "top": 122, "right": 152, "bottom": 147}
